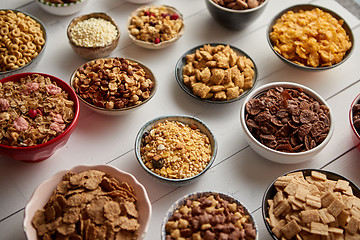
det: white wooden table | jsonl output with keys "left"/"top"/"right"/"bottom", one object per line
{"left": 1, "top": 0, "right": 359, "bottom": 239}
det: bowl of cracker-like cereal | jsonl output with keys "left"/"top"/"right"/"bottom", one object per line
{"left": 267, "top": 4, "right": 354, "bottom": 71}
{"left": 36, "top": 0, "right": 89, "bottom": 16}
{"left": 175, "top": 43, "right": 258, "bottom": 104}
{"left": 0, "top": 72, "right": 79, "bottom": 162}
{"left": 262, "top": 169, "right": 360, "bottom": 240}
{"left": 127, "top": 5, "right": 185, "bottom": 49}
{"left": 0, "top": 10, "right": 47, "bottom": 80}
{"left": 24, "top": 164, "right": 152, "bottom": 240}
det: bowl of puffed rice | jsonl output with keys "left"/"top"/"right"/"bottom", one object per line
{"left": 67, "top": 12, "right": 120, "bottom": 59}
{"left": 36, "top": 0, "right": 89, "bottom": 16}
{"left": 0, "top": 72, "right": 80, "bottom": 162}
{"left": 134, "top": 115, "right": 218, "bottom": 185}
{"left": 0, "top": 10, "right": 47, "bottom": 80}
{"left": 127, "top": 5, "right": 185, "bottom": 49}
{"left": 267, "top": 4, "right": 354, "bottom": 71}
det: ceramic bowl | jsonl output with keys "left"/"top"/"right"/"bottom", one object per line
{"left": 70, "top": 57, "right": 156, "bottom": 115}
{"left": 162, "top": 191, "right": 258, "bottom": 239}
{"left": 350, "top": 93, "right": 360, "bottom": 150}
{"left": 267, "top": 4, "right": 354, "bottom": 71}
{"left": 175, "top": 43, "right": 258, "bottom": 104}
{"left": 127, "top": 5, "right": 185, "bottom": 49}
{"left": 67, "top": 12, "right": 120, "bottom": 59}
{"left": 205, "top": 0, "right": 269, "bottom": 30}
{"left": 262, "top": 169, "right": 360, "bottom": 240}
{"left": 240, "top": 82, "right": 334, "bottom": 164}
{"left": 125, "top": 0, "right": 156, "bottom": 3}
{"left": 23, "top": 164, "right": 152, "bottom": 239}
{"left": 0, "top": 10, "right": 47, "bottom": 80}
{"left": 134, "top": 115, "right": 217, "bottom": 185}
{"left": 0, "top": 72, "right": 79, "bottom": 162}
{"left": 36, "top": 0, "right": 88, "bottom": 16}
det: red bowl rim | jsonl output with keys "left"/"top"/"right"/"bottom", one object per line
{"left": 349, "top": 92, "right": 360, "bottom": 140}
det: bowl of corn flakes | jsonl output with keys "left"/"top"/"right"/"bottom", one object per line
{"left": 175, "top": 43, "right": 258, "bottom": 104}
{"left": 36, "top": 0, "right": 89, "bottom": 16}
{"left": 267, "top": 4, "right": 354, "bottom": 71}
{"left": 0, "top": 72, "right": 79, "bottom": 162}
{"left": 24, "top": 164, "right": 152, "bottom": 240}
{"left": 262, "top": 169, "right": 360, "bottom": 240}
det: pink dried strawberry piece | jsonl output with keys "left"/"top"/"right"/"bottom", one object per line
{"left": 28, "top": 109, "right": 37, "bottom": 118}
{"left": 170, "top": 14, "right": 179, "bottom": 20}
{"left": 154, "top": 38, "right": 160, "bottom": 44}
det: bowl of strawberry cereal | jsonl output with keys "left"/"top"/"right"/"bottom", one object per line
{"left": 0, "top": 72, "right": 79, "bottom": 162}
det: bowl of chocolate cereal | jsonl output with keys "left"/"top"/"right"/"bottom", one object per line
{"left": 67, "top": 12, "right": 120, "bottom": 59}
{"left": 70, "top": 57, "right": 156, "bottom": 115}
{"left": 135, "top": 115, "right": 217, "bottom": 185}
{"left": 0, "top": 10, "right": 47, "bottom": 80}
{"left": 127, "top": 5, "right": 185, "bottom": 49}
{"left": 205, "top": 0, "right": 269, "bottom": 30}
{"left": 24, "top": 164, "right": 152, "bottom": 240}
{"left": 162, "top": 191, "right": 258, "bottom": 239}
{"left": 240, "top": 82, "right": 334, "bottom": 164}
{"left": 350, "top": 93, "right": 360, "bottom": 150}
{"left": 262, "top": 169, "right": 360, "bottom": 240}
{"left": 36, "top": 0, "right": 89, "bottom": 16}
{"left": 0, "top": 72, "right": 79, "bottom": 162}
{"left": 175, "top": 43, "right": 258, "bottom": 104}
{"left": 267, "top": 4, "right": 354, "bottom": 71}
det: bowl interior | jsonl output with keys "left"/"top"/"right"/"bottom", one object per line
{"left": 350, "top": 93, "right": 360, "bottom": 140}
{"left": 175, "top": 43, "right": 258, "bottom": 104}
{"left": 267, "top": 4, "right": 354, "bottom": 71}
{"left": 207, "top": 0, "right": 269, "bottom": 13}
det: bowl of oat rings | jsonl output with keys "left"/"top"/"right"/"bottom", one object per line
{"left": 36, "top": 0, "right": 89, "bottom": 16}
{"left": 350, "top": 93, "right": 360, "bottom": 150}
{"left": 267, "top": 4, "right": 354, "bottom": 71}
{"left": 127, "top": 5, "right": 185, "bottom": 49}
{"left": 70, "top": 57, "right": 156, "bottom": 115}
{"left": 134, "top": 115, "right": 218, "bottom": 185}
{"left": 175, "top": 43, "right": 258, "bottom": 104}
{"left": 262, "top": 169, "right": 360, "bottom": 240}
{"left": 0, "top": 72, "right": 80, "bottom": 162}
{"left": 24, "top": 164, "right": 152, "bottom": 240}
{"left": 240, "top": 82, "right": 334, "bottom": 164}
{"left": 162, "top": 191, "right": 258, "bottom": 239}
{"left": 0, "top": 9, "right": 47, "bottom": 80}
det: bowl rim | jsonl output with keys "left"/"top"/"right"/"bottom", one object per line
{"left": 206, "top": 0, "right": 269, "bottom": 13}
{"left": 349, "top": 92, "right": 360, "bottom": 140}
{"left": 161, "top": 191, "right": 258, "bottom": 240}
{"left": 0, "top": 72, "right": 80, "bottom": 150}
{"left": 266, "top": 4, "right": 354, "bottom": 71}
{"left": 70, "top": 57, "right": 157, "bottom": 113}
{"left": 240, "top": 81, "right": 334, "bottom": 157}
{"left": 0, "top": 9, "right": 47, "bottom": 76}
{"left": 134, "top": 115, "right": 218, "bottom": 183}
{"left": 23, "top": 164, "right": 152, "bottom": 239}
{"left": 37, "top": 0, "right": 86, "bottom": 7}
{"left": 261, "top": 168, "right": 360, "bottom": 240}
{"left": 175, "top": 42, "right": 258, "bottom": 104}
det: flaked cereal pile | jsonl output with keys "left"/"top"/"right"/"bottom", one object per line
{"left": 32, "top": 170, "right": 140, "bottom": 240}
{"left": 0, "top": 74, "right": 75, "bottom": 147}
{"left": 266, "top": 171, "right": 360, "bottom": 239}
{"left": 182, "top": 44, "right": 255, "bottom": 101}
{"left": 140, "top": 120, "right": 212, "bottom": 179}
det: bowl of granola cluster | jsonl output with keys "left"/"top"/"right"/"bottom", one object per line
{"left": 162, "top": 191, "right": 258, "bottom": 239}
{"left": 70, "top": 57, "right": 156, "bottom": 115}
{"left": 262, "top": 169, "right": 360, "bottom": 240}
{"left": 135, "top": 115, "right": 217, "bottom": 185}
{"left": 350, "top": 93, "right": 360, "bottom": 150}
{"left": 36, "top": 0, "right": 89, "bottom": 16}
{"left": 24, "top": 164, "right": 152, "bottom": 240}
{"left": 240, "top": 82, "right": 334, "bottom": 164}
{"left": 175, "top": 43, "right": 257, "bottom": 103}
{"left": 0, "top": 72, "right": 79, "bottom": 162}
{"left": 127, "top": 5, "right": 185, "bottom": 49}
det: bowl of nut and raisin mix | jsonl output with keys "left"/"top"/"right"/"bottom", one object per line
{"left": 162, "top": 191, "right": 258, "bottom": 240}
{"left": 350, "top": 93, "right": 360, "bottom": 150}
{"left": 240, "top": 82, "right": 334, "bottom": 164}
{"left": 135, "top": 115, "right": 217, "bottom": 185}
{"left": 70, "top": 57, "right": 156, "bottom": 115}
{"left": 127, "top": 5, "right": 185, "bottom": 49}
{"left": 0, "top": 72, "right": 79, "bottom": 162}
{"left": 36, "top": 0, "right": 89, "bottom": 16}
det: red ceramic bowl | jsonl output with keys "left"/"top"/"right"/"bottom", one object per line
{"left": 350, "top": 93, "right": 360, "bottom": 150}
{"left": 0, "top": 72, "right": 80, "bottom": 162}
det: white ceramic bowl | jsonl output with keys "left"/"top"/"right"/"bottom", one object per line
{"left": 36, "top": 0, "right": 88, "bottom": 16}
{"left": 125, "top": 0, "right": 156, "bottom": 3}
{"left": 240, "top": 82, "right": 334, "bottom": 164}
{"left": 24, "top": 164, "right": 152, "bottom": 239}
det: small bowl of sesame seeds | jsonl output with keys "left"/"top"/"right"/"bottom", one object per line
{"left": 67, "top": 12, "right": 120, "bottom": 59}
{"left": 127, "top": 5, "right": 185, "bottom": 49}
{"left": 134, "top": 115, "right": 218, "bottom": 185}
